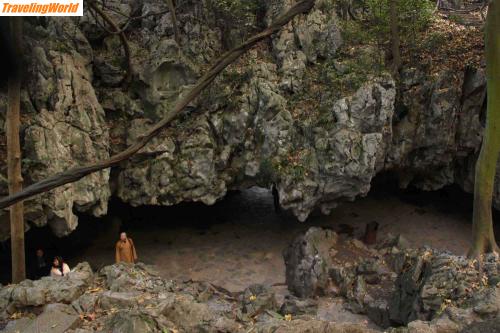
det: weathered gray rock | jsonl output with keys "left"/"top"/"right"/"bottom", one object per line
{"left": 104, "top": 310, "right": 157, "bottom": 333}
{"left": 1, "top": 317, "right": 33, "bottom": 333}
{"left": 387, "top": 67, "right": 499, "bottom": 208}
{"left": 2, "top": 304, "right": 80, "bottom": 333}
{"left": 100, "top": 262, "right": 173, "bottom": 292}
{"left": 0, "top": 0, "right": 497, "bottom": 241}
{"left": 157, "top": 293, "right": 225, "bottom": 332}
{"left": 279, "top": 295, "right": 318, "bottom": 316}
{"left": 279, "top": 76, "right": 396, "bottom": 220}
{"left": 459, "top": 317, "right": 500, "bottom": 333}
{"left": 283, "top": 227, "right": 338, "bottom": 297}
{"left": 472, "top": 287, "right": 500, "bottom": 316}
{"left": 283, "top": 228, "right": 500, "bottom": 331}
{"left": 256, "top": 319, "right": 380, "bottom": 333}
{"left": 3, "top": 253, "right": 499, "bottom": 333}
{"left": 0, "top": 286, "right": 13, "bottom": 317}
{"left": 0, "top": 18, "right": 110, "bottom": 240}
{"left": 271, "top": 2, "right": 343, "bottom": 92}
{"left": 71, "top": 292, "right": 98, "bottom": 314}
{"left": 3, "top": 262, "right": 92, "bottom": 312}
{"left": 389, "top": 250, "right": 500, "bottom": 325}
{"left": 99, "top": 290, "right": 143, "bottom": 310}
{"left": 241, "top": 284, "right": 278, "bottom": 318}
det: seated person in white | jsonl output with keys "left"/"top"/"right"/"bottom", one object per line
{"left": 50, "top": 256, "right": 71, "bottom": 277}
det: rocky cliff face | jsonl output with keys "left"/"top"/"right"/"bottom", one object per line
{"left": 0, "top": 0, "right": 497, "bottom": 239}
{"left": 0, "top": 18, "right": 111, "bottom": 238}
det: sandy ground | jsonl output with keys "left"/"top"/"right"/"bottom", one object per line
{"left": 68, "top": 185, "right": 482, "bottom": 292}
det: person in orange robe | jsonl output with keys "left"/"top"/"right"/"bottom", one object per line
{"left": 115, "top": 232, "right": 138, "bottom": 263}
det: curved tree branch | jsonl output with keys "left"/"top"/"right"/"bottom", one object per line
{"left": 0, "top": 0, "right": 315, "bottom": 210}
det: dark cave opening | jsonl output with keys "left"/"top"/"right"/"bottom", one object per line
{"left": 0, "top": 180, "right": 499, "bottom": 286}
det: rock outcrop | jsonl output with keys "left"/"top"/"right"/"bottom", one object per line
{"left": 0, "top": 0, "right": 497, "bottom": 238}
{"left": 283, "top": 227, "right": 500, "bottom": 331}
{"left": 0, "top": 261, "right": 381, "bottom": 333}
{"left": 0, "top": 18, "right": 110, "bottom": 238}
{"left": 283, "top": 226, "right": 339, "bottom": 297}
{"left": 1, "top": 228, "right": 499, "bottom": 332}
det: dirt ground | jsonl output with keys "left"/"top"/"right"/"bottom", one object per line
{"left": 1, "top": 184, "right": 497, "bottom": 330}
{"left": 68, "top": 185, "right": 483, "bottom": 292}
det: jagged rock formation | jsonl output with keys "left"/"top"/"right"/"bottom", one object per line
{"left": 0, "top": 261, "right": 381, "bottom": 333}
{"left": 1, "top": 228, "right": 498, "bottom": 332}
{"left": 0, "top": 18, "right": 111, "bottom": 238}
{"left": 0, "top": 0, "right": 497, "bottom": 238}
{"left": 283, "top": 227, "right": 500, "bottom": 331}
{"left": 283, "top": 227, "right": 339, "bottom": 297}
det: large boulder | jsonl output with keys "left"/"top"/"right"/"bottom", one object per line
{"left": 283, "top": 227, "right": 338, "bottom": 297}
{"left": 283, "top": 228, "right": 500, "bottom": 331}
{"left": 99, "top": 262, "right": 173, "bottom": 292}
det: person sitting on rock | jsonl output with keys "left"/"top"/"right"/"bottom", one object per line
{"left": 115, "top": 232, "right": 138, "bottom": 264}
{"left": 50, "top": 256, "right": 71, "bottom": 277}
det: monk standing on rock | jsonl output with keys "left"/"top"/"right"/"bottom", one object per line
{"left": 115, "top": 232, "right": 138, "bottom": 264}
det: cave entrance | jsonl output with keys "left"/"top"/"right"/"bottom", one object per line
{"left": 0, "top": 186, "right": 304, "bottom": 287}
{"left": 64, "top": 186, "right": 309, "bottom": 292}
{"left": 1, "top": 182, "right": 497, "bottom": 288}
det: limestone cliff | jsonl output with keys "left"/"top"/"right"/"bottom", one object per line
{"left": 0, "top": 0, "right": 496, "bottom": 239}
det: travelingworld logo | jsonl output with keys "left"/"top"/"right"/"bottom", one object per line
{"left": 1, "top": 0, "right": 82, "bottom": 16}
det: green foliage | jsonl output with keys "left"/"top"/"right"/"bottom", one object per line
{"left": 341, "top": 19, "right": 374, "bottom": 44}
{"left": 364, "top": 0, "right": 434, "bottom": 44}
{"left": 316, "top": 0, "right": 337, "bottom": 13}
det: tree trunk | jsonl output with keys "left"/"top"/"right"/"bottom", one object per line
{"left": 470, "top": 0, "right": 500, "bottom": 257}
{"left": 7, "top": 17, "right": 25, "bottom": 283}
{"left": 389, "top": 0, "right": 401, "bottom": 74}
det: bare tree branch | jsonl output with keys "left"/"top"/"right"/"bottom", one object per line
{"left": 166, "top": 0, "right": 181, "bottom": 45}
{"left": 96, "top": 8, "right": 172, "bottom": 35}
{"left": 88, "top": 0, "right": 133, "bottom": 85}
{"left": 0, "top": 0, "right": 316, "bottom": 210}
